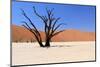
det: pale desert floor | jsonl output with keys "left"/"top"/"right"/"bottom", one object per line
{"left": 12, "top": 41, "right": 95, "bottom": 66}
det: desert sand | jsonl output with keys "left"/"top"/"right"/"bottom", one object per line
{"left": 12, "top": 41, "right": 95, "bottom": 66}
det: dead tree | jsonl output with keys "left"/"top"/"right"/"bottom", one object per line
{"left": 21, "top": 7, "right": 65, "bottom": 47}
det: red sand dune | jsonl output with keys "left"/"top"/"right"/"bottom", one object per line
{"left": 52, "top": 30, "right": 95, "bottom": 41}
{"left": 12, "top": 25, "right": 95, "bottom": 42}
{"left": 12, "top": 25, "right": 45, "bottom": 42}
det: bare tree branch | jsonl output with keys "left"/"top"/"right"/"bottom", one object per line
{"left": 21, "top": 9, "right": 42, "bottom": 42}
{"left": 51, "top": 18, "right": 61, "bottom": 31}
{"left": 22, "top": 24, "right": 30, "bottom": 30}
{"left": 32, "top": 6, "right": 51, "bottom": 40}
{"left": 53, "top": 23, "right": 65, "bottom": 32}
{"left": 52, "top": 30, "right": 65, "bottom": 37}
{"left": 33, "top": 6, "right": 49, "bottom": 29}
{"left": 32, "top": 7, "right": 49, "bottom": 34}
{"left": 33, "top": 7, "right": 44, "bottom": 20}
{"left": 21, "top": 9, "right": 38, "bottom": 32}
{"left": 21, "top": 9, "right": 33, "bottom": 25}
{"left": 22, "top": 22, "right": 37, "bottom": 37}
{"left": 22, "top": 25, "right": 38, "bottom": 40}
{"left": 22, "top": 21, "right": 31, "bottom": 30}
{"left": 22, "top": 24, "right": 44, "bottom": 47}
{"left": 46, "top": 8, "right": 54, "bottom": 20}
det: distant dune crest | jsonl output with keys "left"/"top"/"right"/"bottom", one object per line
{"left": 12, "top": 25, "right": 95, "bottom": 42}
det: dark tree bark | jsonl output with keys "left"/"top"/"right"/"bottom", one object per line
{"left": 21, "top": 7, "right": 66, "bottom": 47}
{"left": 45, "top": 37, "right": 51, "bottom": 47}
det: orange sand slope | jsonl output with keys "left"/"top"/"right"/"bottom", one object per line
{"left": 12, "top": 25, "right": 95, "bottom": 42}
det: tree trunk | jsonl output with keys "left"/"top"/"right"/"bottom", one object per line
{"left": 39, "top": 42, "right": 44, "bottom": 47}
{"left": 45, "top": 39, "right": 50, "bottom": 47}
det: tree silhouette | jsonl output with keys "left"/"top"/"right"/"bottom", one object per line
{"left": 21, "top": 6, "right": 65, "bottom": 47}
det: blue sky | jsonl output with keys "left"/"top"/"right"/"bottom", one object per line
{"left": 12, "top": 0, "right": 96, "bottom": 32}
